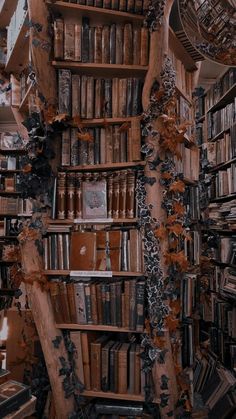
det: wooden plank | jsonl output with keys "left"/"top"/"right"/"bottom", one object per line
{"left": 52, "top": 61, "right": 148, "bottom": 76}
{"left": 71, "top": 117, "right": 134, "bottom": 126}
{"left": 206, "top": 83, "right": 236, "bottom": 113}
{"left": 65, "top": 161, "right": 145, "bottom": 172}
{"left": 18, "top": 83, "right": 34, "bottom": 113}
{"left": 5, "top": 12, "right": 29, "bottom": 73}
{"left": 56, "top": 324, "right": 141, "bottom": 333}
{"left": 0, "top": 0, "right": 18, "bottom": 27}
{"left": 83, "top": 390, "right": 144, "bottom": 401}
{"left": 44, "top": 270, "right": 144, "bottom": 276}
{"left": 5, "top": 395, "right": 37, "bottom": 419}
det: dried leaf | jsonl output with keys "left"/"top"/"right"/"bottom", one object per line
{"left": 165, "top": 315, "right": 179, "bottom": 332}
{"left": 169, "top": 180, "right": 185, "bottom": 193}
{"left": 173, "top": 202, "right": 185, "bottom": 216}
{"left": 167, "top": 223, "right": 184, "bottom": 236}
{"left": 54, "top": 113, "right": 68, "bottom": 123}
{"left": 170, "top": 299, "right": 181, "bottom": 315}
{"left": 166, "top": 214, "right": 178, "bottom": 224}
{"left": 161, "top": 172, "right": 173, "bottom": 180}
{"left": 77, "top": 132, "right": 94, "bottom": 142}
{"left": 154, "top": 225, "right": 166, "bottom": 240}
{"left": 169, "top": 238, "right": 179, "bottom": 250}
{"left": 153, "top": 335, "right": 166, "bottom": 349}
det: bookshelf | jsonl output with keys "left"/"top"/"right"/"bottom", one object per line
{"left": 4, "top": 10, "right": 29, "bottom": 73}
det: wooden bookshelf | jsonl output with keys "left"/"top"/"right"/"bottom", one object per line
{"left": 82, "top": 390, "right": 145, "bottom": 402}
{"left": 209, "top": 157, "right": 236, "bottom": 173}
{"left": 52, "top": 61, "right": 148, "bottom": 76}
{"left": 56, "top": 323, "right": 141, "bottom": 333}
{"left": 64, "top": 161, "right": 145, "bottom": 172}
{"left": 44, "top": 270, "right": 145, "bottom": 276}
{"left": 47, "top": 218, "right": 138, "bottom": 224}
{"left": 0, "top": 191, "right": 21, "bottom": 196}
{"left": 210, "top": 193, "right": 236, "bottom": 203}
{"left": 207, "top": 83, "right": 236, "bottom": 114}
{"left": 5, "top": 11, "right": 29, "bottom": 73}
{"left": 71, "top": 117, "right": 139, "bottom": 127}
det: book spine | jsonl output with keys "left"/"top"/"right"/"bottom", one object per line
{"left": 72, "top": 75, "right": 81, "bottom": 118}
{"left": 104, "top": 79, "right": 112, "bottom": 118}
{"left": 113, "top": 125, "right": 121, "bottom": 163}
{"left": 59, "top": 282, "right": 71, "bottom": 323}
{"left": 119, "top": 0, "right": 127, "bottom": 11}
{"left": 67, "top": 283, "right": 77, "bottom": 323}
{"left": 54, "top": 18, "right": 64, "bottom": 60}
{"left": 88, "top": 27, "right": 95, "bottom": 62}
{"left": 130, "top": 117, "right": 141, "bottom": 161}
{"left": 119, "top": 170, "right": 127, "bottom": 218}
{"left": 140, "top": 27, "right": 149, "bottom": 66}
{"left": 61, "top": 129, "right": 71, "bottom": 166}
{"left": 102, "top": 26, "right": 110, "bottom": 64}
{"left": 110, "top": 24, "right": 116, "bottom": 64}
{"left": 112, "top": 173, "right": 120, "bottom": 219}
{"left": 86, "top": 77, "right": 94, "bottom": 118}
{"left": 70, "top": 127, "right": 79, "bottom": 166}
{"left": 94, "top": 26, "right": 103, "bottom": 64}
{"left": 112, "top": 78, "right": 119, "bottom": 117}
{"left": 123, "top": 23, "right": 133, "bottom": 65}
{"left": 118, "top": 345, "right": 128, "bottom": 393}
{"left": 90, "top": 283, "right": 98, "bottom": 324}
{"left": 94, "top": 128, "right": 100, "bottom": 164}
{"left": 136, "top": 281, "right": 145, "bottom": 332}
{"left": 115, "top": 25, "right": 123, "bottom": 65}
{"left": 121, "top": 231, "right": 129, "bottom": 271}
{"left": 87, "top": 128, "right": 95, "bottom": 165}
{"left": 58, "top": 69, "right": 71, "bottom": 116}
{"left": 103, "top": 0, "right": 111, "bottom": 7}
{"left": 64, "top": 23, "right": 75, "bottom": 61}
{"left": 91, "top": 343, "right": 102, "bottom": 391}
{"left": 126, "top": 170, "right": 135, "bottom": 218}
{"left": 105, "top": 283, "right": 111, "bottom": 325}
{"left": 75, "top": 173, "right": 83, "bottom": 219}
{"left": 129, "top": 279, "right": 137, "bottom": 330}
{"left": 124, "top": 280, "right": 130, "bottom": 328}
{"left": 66, "top": 172, "right": 75, "bottom": 220}
{"left": 96, "top": 283, "right": 103, "bottom": 324}
{"left": 116, "top": 282, "right": 122, "bottom": 327}
{"left": 120, "top": 131, "right": 127, "bottom": 162}
{"left": 111, "top": 0, "right": 119, "bottom": 9}
{"left": 118, "top": 78, "right": 127, "bottom": 117}
{"left": 134, "top": 0, "right": 142, "bottom": 13}
{"left": 75, "top": 24, "right": 82, "bottom": 62}
{"left": 82, "top": 17, "right": 90, "bottom": 62}
{"left": 57, "top": 172, "right": 66, "bottom": 220}
{"left": 95, "top": 78, "right": 103, "bottom": 118}
{"left": 94, "top": 0, "right": 103, "bottom": 6}
{"left": 49, "top": 282, "right": 64, "bottom": 323}
{"left": 133, "top": 27, "right": 141, "bottom": 65}
{"left": 80, "top": 75, "right": 87, "bottom": 118}
{"left": 126, "top": 78, "right": 133, "bottom": 117}
{"left": 74, "top": 283, "right": 87, "bottom": 324}
{"left": 57, "top": 233, "right": 64, "bottom": 270}
{"left": 84, "top": 283, "right": 93, "bottom": 324}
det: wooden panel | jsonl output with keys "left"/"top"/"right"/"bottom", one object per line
{"left": 65, "top": 161, "right": 145, "bottom": 172}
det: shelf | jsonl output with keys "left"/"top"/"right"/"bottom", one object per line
{"left": 0, "top": 0, "right": 18, "bottom": 27}
{"left": 0, "top": 149, "right": 27, "bottom": 155}
{"left": 0, "top": 236, "right": 18, "bottom": 239}
{"left": 5, "top": 11, "right": 29, "bottom": 73}
{"left": 44, "top": 270, "right": 144, "bottom": 277}
{"left": 71, "top": 117, "right": 138, "bottom": 127}
{"left": 18, "top": 83, "right": 34, "bottom": 113}
{"left": 183, "top": 177, "right": 197, "bottom": 185}
{"left": 210, "top": 193, "right": 236, "bottom": 203}
{"left": 82, "top": 390, "right": 144, "bottom": 402}
{"left": 0, "top": 191, "right": 21, "bottom": 196}
{"left": 48, "top": 218, "right": 138, "bottom": 225}
{"left": 207, "top": 83, "right": 236, "bottom": 114}
{"left": 209, "top": 157, "right": 236, "bottom": 173}
{"left": 56, "top": 323, "right": 141, "bottom": 333}
{"left": 46, "top": 1, "right": 144, "bottom": 23}
{"left": 211, "top": 259, "right": 236, "bottom": 269}
{"left": 64, "top": 161, "right": 145, "bottom": 172}
{"left": 52, "top": 61, "right": 148, "bottom": 76}
{"left": 169, "top": 27, "right": 197, "bottom": 72}
{"left": 0, "top": 169, "right": 22, "bottom": 174}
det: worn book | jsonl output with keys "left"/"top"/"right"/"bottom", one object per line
{"left": 82, "top": 178, "right": 107, "bottom": 218}
{"left": 64, "top": 23, "right": 75, "bottom": 61}
{"left": 54, "top": 18, "right": 64, "bottom": 60}
{"left": 70, "top": 231, "right": 97, "bottom": 270}
{"left": 82, "top": 17, "right": 90, "bottom": 62}
{"left": 81, "top": 331, "right": 99, "bottom": 390}
{"left": 58, "top": 69, "right": 71, "bottom": 116}
{"left": 118, "top": 343, "right": 130, "bottom": 393}
{"left": 0, "top": 380, "right": 31, "bottom": 417}
{"left": 72, "top": 74, "right": 81, "bottom": 117}
{"left": 90, "top": 335, "right": 109, "bottom": 391}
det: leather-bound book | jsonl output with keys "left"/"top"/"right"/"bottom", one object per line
{"left": 80, "top": 75, "right": 87, "bottom": 118}
{"left": 129, "top": 229, "right": 142, "bottom": 271}
{"left": 109, "top": 230, "right": 122, "bottom": 271}
{"left": 59, "top": 282, "right": 71, "bottom": 323}
{"left": 134, "top": 344, "right": 141, "bottom": 394}
{"left": 58, "top": 69, "right": 71, "bottom": 116}
{"left": 110, "top": 342, "right": 121, "bottom": 392}
{"left": 96, "top": 231, "right": 107, "bottom": 271}
{"left": 133, "top": 27, "right": 141, "bottom": 65}
{"left": 124, "top": 280, "right": 130, "bottom": 327}
{"left": 67, "top": 283, "right": 77, "bottom": 323}
{"left": 90, "top": 335, "right": 109, "bottom": 391}
{"left": 100, "top": 128, "right": 106, "bottom": 164}
{"left": 66, "top": 172, "right": 75, "bottom": 220}
{"left": 49, "top": 282, "right": 64, "bottom": 323}
{"left": 77, "top": 0, "right": 86, "bottom": 4}
{"left": 94, "top": 78, "right": 103, "bottom": 117}
{"left": 94, "top": 127, "right": 100, "bottom": 164}
{"left": 107, "top": 173, "right": 113, "bottom": 218}
{"left": 105, "top": 283, "right": 111, "bottom": 324}
{"left": 88, "top": 27, "right": 95, "bottom": 62}
{"left": 81, "top": 332, "right": 99, "bottom": 389}
{"left": 136, "top": 280, "right": 145, "bottom": 332}
{"left": 94, "top": 0, "right": 103, "bottom": 6}
{"left": 113, "top": 125, "right": 121, "bottom": 163}
{"left": 118, "top": 343, "right": 130, "bottom": 393}
{"left": 134, "top": 0, "right": 142, "bottom": 14}
{"left": 130, "top": 117, "right": 141, "bottom": 161}
{"left": 70, "top": 231, "right": 97, "bottom": 270}
{"left": 129, "top": 343, "right": 136, "bottom": 394}
{"left": 112, "top": 78, "right": 119, "bottom": 117}
{"left": 126, "top": 170, "right": 135, "bottom": 218}
{"left": 82, "top": 17, "right": 90, "bottom": 62}
{"left": 112, "top": 173, "right": 120, "bottom": 219}
{"left": 84, "top": 283, "right": 93, "bottom": 324}
{"left": 87, "top": 128, "right": 95, "bottom": 165}
{"left": 75, "top": 173, "right": 83, "bottom": 219}
{"left": 110, "top": 282, "right": 117, "bottom": 326}
{"left": 86, "top": 76, "right": 94, "bottom": 118}
{"left": 61, "top": 129, "right": 70, "bottom": 166}
{"left": 78, "top": 136, "right": 88, "bottom": 165}
{"left": 102, "top": 26, "right": 110, "bottom": 64}
{"left": 96, "top": 283, "right": 103, "bottom": 324}
{"left": 116, "top": 281, "right": 122, "bottom": 327}
{"left": 119, "top": 0, "right": 127, "bottom": 11}
{"left": 111, "top": 0, "right": 119, "bottom": 9}
{"left": 104, "top": 79, "right": 112, "bottom": 118}
{"left": 54, "top": 18, "right": 64, "bottom": 60}
{"left": 101, "top": 283, "right": 106, "bottom": 323}
{"left": 90, "top": 282, "right": 98, "bottom": 324}
{"left": 119, "top": 171, "right": 127, "bottom": 219}
{"left": 118, "top": 78, "right": 127, "bottom": 117}
{"left": 123, "top": 23, "right": 132, "bottom": 65}
{"left": 121, "top": 292, "right": 125, "bottom": 326}
{"left": 110, "top": 24, "right": 116, "bottom": 64}
{"left": 72, "top": 74, "right": 81, "bottom": 117}
{"left": 50, "top": 234, "right": 58, "bottom": 269}
{"left": 115, "top": 25, "right": 123, "bottom": 64}
{"left": 63, "top": 234, "right": 70, "bottom": 269}
{"left": 74, "top": 282, "right": 87, "bottom": 323}
{"left": 103, "top": 0, "right": 111, "bottom": 7}
{"left": 101, "top": 340, "right": 115, "bottom": 391}
{"left": 75, "top": 24, "right": 82, "bottom": 61}
{"left": 140, "top": 27, "right": 149, "bottom": 66}
{"left": 94, "top": 27, "right": 103, "bottom": 63}
{"left": 126, "top": 78, "right": 133, "bottom": 116}
{"left": 120, "top": 131, "right": 127, "bottom": 162}
{"left": 132, "top": 78, "right": 142, "bottom": 115}
{"left": 70, "top": 127, "right": 79, "bottom": 166}
{"left": 57, "top": 172, "right": 67, "bottom": 220}
{"left": 121, "top": 231, "right": 129, "bottom": 271}
{"left": 70, "top": 331, "right": 85, "bottom": 385}
{"left": 129, "top": 279, "right": 137, "bottom": 329}
{"left": 64, "top": 23, "right": 75, "bottom": 61}
{"left": 127, "top": 0, "right": 135, "bottom": 12}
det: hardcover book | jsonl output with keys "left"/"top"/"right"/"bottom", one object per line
{"left": 0, "top": 380, "right": 31, "bottom": 417}
{"left": 82, "top": 179, "right": 107, "bottom": 218}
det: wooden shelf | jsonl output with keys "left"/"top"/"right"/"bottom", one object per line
{"left": 52, "top": 61, "right": 148, "bottom": 76}
{"left": 56, "top": 323, "right": 141, "bottom": 333}
{"left": 207, "top": 83, "right": 236, "bottom": 114}
{"left": 210, "top": 193, "right": 236, "bottom": 203}
{"left": 209, "top": 157, "right": 236, "bottom": 173}
{"left": 46, "top": 1, "right": 144, "bottom": 23}
{"left": 48, "top": 217, "right": 138, "bottom": 224}
{"left": 44, "top": 270, "right": 144, "bottom": 276}
{"left": 5, "top": 12, "right": 29, "bottom": 73}
{"left": 18, "top": 83, "right": 34, "bottom": 113}
{"left": 82, "top": 390, "right": 144, "bottom": 401}
{"left": 0, "top": 236, "right": 18, "bottom": 239}
{"left": 0, "top": 149, "right": 27, "bottom": 155}
{"left": 0, "top": 106, "right": 15, "bottom": 123}
{"left": 183, "top": 177, "right": 197, "bottom": 185}
{"left": 0, "top": 191, "right": 21, "bottom": 196}
{"left": 71, "top": 117, "right": 137, "bottom": 127}
{"left": 0, "top": 0, "right": 18, "bottom": 27}
{"left": 0, "top": 169, "right": 22, "bottom": 174}
{"left": 64, "top": 161, "right": 145, "bottom": 172}
{"left": 175, "top": 85, "right": 192, "bottom": 104}
{"left": 169, "top": 27, "right": 197, "bottom": 72}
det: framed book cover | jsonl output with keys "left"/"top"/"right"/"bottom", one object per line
{"left": 82, "top": 179, "right": 107, "bottom": 219}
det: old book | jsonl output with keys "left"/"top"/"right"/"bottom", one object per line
{"left": 109, "top": 230, "right": 122, "bottom": 271}
{"left": 58, "top": 234, "right": 64, "bottom": 270}
{"left": 90, "top": 282, "right": 98, "bottom": 324}
{"left": 136, "top": 280, "right": 145, "bottom": 332}
{"left": 105, "top": 283, "right": 111, "bottom": 325}
{"left": 132, "top": 78, "right": 142, "bottom": 116}
{"left": 119, "top": 170, "right": 127, "bottom": 218}
{"left": 96, "top": 283, "right": 103, "bottom": 324}
{"left": 66, "top": 172, "right": 75, "bottom": 220}
{"left": 96, "top": 231, "right": 108, "bottom": 271}
{"left": 57, "top": 172, "right": 66, "bottom": 220}
{"left": 118, "top": 343, "right": 130, "bottom": 393}
{"left": 74, "top": 282, "right": 87, "bottom": 324}
{"left": 61, "top": 129, "right": 70, "bottom": 166}
{"left": 94, "top": 128, "right": 100, "bottom": 164}
{"left": 87, "top": 0, "right": 94, "bottom": 6}
{"left": 116, "top": 281, "right": 122, "bottom": 327}
{"left": 120, "top": 131, "right": 127, "bottom": 162}
{"left": 70, "top": 127, "right": 79, "bottom": 166}
{"left": 121, "top": 231, "right": 129, "bottom": 271}
{"left": 94, "top": 0, "right": 103, "bottom": 6}
{"left": 129, "top": 229, "right": 142, "bottom": 271}
{"left": 87, "top": 129, "right": 95, "bottom": 165}
{"left": 86, "top": 76, "right": 94, "bottom": 118}
{"left": 134, "top": 344, "right": 141, "bottom": 394}
{"left": 119, "top": 0, "right": 127, "bottom": 11}
{"left": 82, "top": 17, "right": 90, "bottom": 62}
{"left": 64, "top": 23, "right": 75, "bottom": 61}
{"left": 115, "top": 25, "right": 123, "bottom": 64}
{"left": 72, "top": 74, "right": 81, "bottom": 117}
{"left": 70, "top": 231, "right": 97, "bottom": 270}
{"left": 126, "top": 78, "right": 133, "bottom": 116}
{"left": 101, "top": 340, "right": 115, "bottom": 391}
{"left": 59, "top": 282, "right": 71, "bottom": 323}
{"left": 133, "top": 27, "right": 141, "bottom": 65}
{"left": 112, "top": 78, "right": 119, "bottom": 118}
{"left": 54, "top": 18, "right": 64, "bottom": 60}
{"left": 123, "top": 24, "right": 132, "bottom": 65}
{"left": 70, "top": 331, "right": 84, "bottom": 385}
{"left": 49, "top": 282, "right": 64, "bottom": 323}
{"left": 84, "top": 283, "right": 93, "bottom": 324}
{"left": 126, "top": 170, "right": 135, "bottom": 218}
{"left": 80, "top": 75, "right": 87, "bottom": 118}
{"left": 75, "top": 173, "right": 83, "bottom": 218}
{"left": 75, "top": 24, "right": 82, "bottom": 61}
{"left": 94, "top": 27, "right": 103, "bottom": 63}
{"left": 140, "top": 27, "right": 149, "bottom": 66}
{"left": 129, "top": 343, "right": 136, "bottom": 394}
{"left": 110, "top": 24, "right": 116, "bottom": 64}
{"left": 129, "top": 279, "right": 137, "bottom": 329}
{"left": 111, "top": 0, "right": 119, "bottom": 9}
{"left": 58, "top": 69, "right": 71, "bottom": 116}
{"left": 130, "top": 117, "right": 141, "bottom": 161}
{"left": 134, "top": 0, "right": 142, "bottom": 13}
{"left": 107, "top": 173, "right": 113, "bottom": 218}
{"left": 113, "top": 125, "right": 121, "bottom": 163}
{"left": 88, "top": 27, "right": 95, "bottom": 62}
{"left": 91, "top": 335, "right": 109, "bottom": 391}
{"left": 81, "top": 332, "right": 99, "bottom": 389}
{"left": 112, "top": 173, "right": 120, "bottom": 219}
{"left": 102, "top": 26, "right": 110, "bottom": 63}
{"left": 104, "top": 79, "right": 112, "bottom": 118}
{"left": 100, "top": 128, "right": 106, "bottom": 164}
{"left": 82, "top": 178, "right": 107, "bottom": 218}
{"left": 110, "top": 342, "right": 121, "bottom": 392}
{"left": 110, "top": 282, "right": 117, "bottom": 326}
{"left": 67, "top": 283, "right": 77, "bottom": 323}
{"left": 63, "top": 234, "right": 70, "bottom": 269}
{"left": 118, "top": 79, "right": 127, "bottom": 117}
{"left": 95, "top": 78, "right": 104, "bottom": 118}
{"left": 101, "top": 283, "right": 107, "bottom": 324}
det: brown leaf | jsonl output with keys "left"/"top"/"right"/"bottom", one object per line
{"left": 169, "top": 238, "right": 179, "bottom": 250}
{"left": 165, "top": 315, "right": 179, "bottom": 332}
{"left": 167, "top": 223, "right": 184, "bottom": 236}
{"left": 154, "top": 225, "right": 166, "bottom": 240}
{"left": 173, "top": 201, "right": 185, "bottom": 216}
{"left": 54, "top": 113, "right": 68, "bottom": 123}
{"left": 170, "top": 299, "right": 181, "bottom": 315}
{"left": 153, "top": 335, "right": 166, "bottom": 349}
{"left": 77, "top": 132, "right": 94, "bottom": 142}
{"left": 166, "top": 214, "right": 178, "bottom": 224}
{"left": 169, "top": 180, "right": 185, "bottom": 193}
{"left": 161, "top": 172, "right": 173, "bottom": 180}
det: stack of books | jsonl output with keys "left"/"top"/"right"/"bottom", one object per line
{"left": 59, "top": 0, "right": 150, "bottom": 14}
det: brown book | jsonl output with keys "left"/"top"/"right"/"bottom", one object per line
{"left": 126, "top": 78, "right": 133, "bottom": 116}
{"left": 90, "top": 335, "right": 109, "bottom": 391}
{"left": 109, "top": 230, "right": 122, "bottom": 270}
{"left": 67, "top": 283, "right": 77, "bottom": 323}
{"left": 123, "top": 23, "right": 132, "bottom": 65}
{"left": 129, "top": 342, "right": 136, "bottom": 394}
{"left": 94, "top": 27, "right": 103, "bottom": 63}
{"left": 126, "top": 170, "right": 135, "bottom": 218}
{"left": 74, "top": 282, "right": 87, "bottom": 324}
{"left": 72, "top": 74, "right": 81, "bottom": 117}
{"left": 103, "top": 0, "right": 111, "bottom": 7}
{"left": 115, "top": 25, "right": 123, "bottom": 65}
{"left": 101, "top": 340, "right": 114, "bottom": 391}
{"left": 96, "top": 231, "right": 108, "bottom": 271}
{"left": 102, "top": 26, "right": 110, "bottom": 63}
{"left": 140, "top": 27, "right": 149, "bottom": 66}
{"left": 121, "top": 292, "right": 125, "bottom": 327}
{"left": 119, "top": 0, "right": 127, "bottom": 11}
{"left": 134, "top": 0, "right": 142, "bottom": 14}
{"left": 70, "top": 331, "right": 85, "bottom": 385}
{"left": 124, "top": 280, "right": 130, "bottom": 328}
{"left": 118, "top": 343, "right": 130, "bottom": 393}
{"left": 134, "top": 343, "right": 141, "bottom": 394}
{"left": 75, "top": 24, "right": 82, "bottom": 61}
{"left": 86, "top": 76, "right": 94, "bottom": 118}
{"left": 133, "top": 27, "right": 141, "bottom": 65}
{"left": 66, "top": 172, "right": 75, "bottom": 220}
{"left": 129, "top": 229, "right": 142, "bottom": 272}
{"left": 82, "top": 17, "right": 90, "bottom": 62}
{"left": 56, "top": 234, "right": 64, "bottom": 269}
{"left": 120, "top": 131, "right": 127, "bottom": 162}
{"left": 49, "top": 282, "right": 64, "bottom": 323}
{"left": 54, "top": 18, "right": 64, "bottom": 60}
{"left": 119, "top": 170, "right": 127, "bottom": 218}
{"left": 90, "top": 282, "right": 98, "bottom": 324}
{"left": 110, "top": 23, "right": 116, "bottom": 64}
{"left": 88, "top": 27, "right": 95, "bottom": 62}
{"left": 70, "top": 127, "right": 79, "bottom": 166}
{"left": 107, "top": 173, "right": 113, "bottom": 218}
{"left": 96, "top": 283, "right": 103, "bottom": 324}
{"left": 57, "top": 172, "right": 66, "bottom": 220}
{"left": 118, "top": 78, "right": 127, "bottom": 117}
{"left": 81, "top": 332, "right": 99, "bottom": 389}
{"left": 75, "top": 173, "right": 83, "bottom": 219}
{"left": 70, "top": 231, "right": 97, "bottom": 270}
{"left": 112, "top": 173, "right": 120, "bottom": 219}
{"left": 87, "top": 128, "right": 95, "bottom": 165}
{"left": 64, "top": 23, "right": 75, "bottom": 61}
{"left": 104, "top": 79, "right": 112, "bottom": 118}
{"left": 100, "top": 128, "right": 106, "bottom": 164}
{"left": 129, "top": 279, "right": 136, "bottom": 329}
{"left": 61, "top": 129, "right": 70, "bottom": 166}
{"left": 112, "top": 78, "right": 119, "bottom": 118}
{"left": 113, "top": 125, "right": 120, "bottom": 163}
{"left": 127, "top": 0, "right": 134, "bottom": 12}
{"left": 58, "top": 69, "right": 71, "bottom": 116}
{"left": 59, "top": 282, "right": 71, "bottom": 323}
{"left": 84, "top": 283, "right": 93, "bottom": 324}
{"left": 94, "top": 78, "right": 104, "bottom": 118}
{"left": 109, "top": 341, "right": 121, "bottom": 392}
{"left": 129, "top": 117, "right": 141, "bottom": 161}
{"left": 80, "top": 75, "right": 87, "bottom": 118}
{"left": 111, "top": 0, "right": 119, "bottom": 9}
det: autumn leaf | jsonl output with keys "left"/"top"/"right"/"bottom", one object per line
{"left": 166, "top": 214, "right": 178, "bottom": 224}
{"left": 161, "top": 172, "right": 173, "bottom": 180}
{"left": 155, "top": 225, "right": 167, "bottom": 240}
{"left": 153, "top": 335, "right": 166, "bottom": 349}
{"left": 169, "top": 180, "right": 185, "bottom": 193}
{"left": 77, "top": 132, "right": 94, "bottom": 142}
{"left": 155, "top": 90, "right": 165, "bottom": 100}
{"left": 165, "top": 315, "right": 179, "bottom": 332}
{"left": 167, "top": 223, "right": 184, "bottom": 235}
{"left": 169, "top": 238, "right": 179, "bottom": 250}
{"left": 170, "top": 299, "right": 181, "bottom": 315}
{"left": 173, "top": 201, "right": 185, "bottom": 216}
{"left": 53, "top": 113, "right": 68, "bottom": 123}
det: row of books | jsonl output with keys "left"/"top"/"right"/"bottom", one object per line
{"left": 195, "top": 92, "right": 205, "bottom": 121}
{"left": 182, "top": 322, "right": 194, "bottom": 367}
{"left": 60, "top": 0, "right": 150, "bottom": 14}
{"left": 184, "top": 230, "right": 200, "bottom": 266}
{"left": 54, "top": 18, "right": 149, "bottom": 66}
{"left": 44, "top": 229, "right": 143, "bottom": 272}
{"left": 58, "top": 70, "right": 143, "bottom": 118}
{"left": 0, "top": 197, "right": 32, "bottom": 215}
{"left": 208, "top": 200, "right": 236, "bottom": 229}
{"left": 203, "top": 128, "right": 236, "bottom": 167}
{"left": 55, "top": 170, "right": 137, "bottom": 221}
{"left": 49, "top": 278, "right": 145, "bottom": 330}
{"left": 210, "top": 325, "right": 236, "bottom": 368}
{"left": 0, "top": 155, "right": 23, "bottom": 171}
{"left": 0, "top": 218, "right": 23, "bottom": 237}
{"left": 180, "top": 273, "right": 198, "bottom": 319}
{"left": 174, "top": 145, "right": 199, "bottom": 181}
{"left": 69, "top": 331, "right": 149, "bottom": 394}
{"left": 184, "top": 185, "right": 200, "bottom": 221}
{"left": 6, "top": 0, "right": 27, "bottom": 62}
{"left": 218, "top": 235, "right": 236, "bottom": 265}
{"left": 207, "top": 100, "right": 236, "bottom": 139}
{"left": 0, "top": 174, "right": 21, "bottom": 193}
{"left": 211, "top": 163, "right": 236, "bottom": 198}
{"left": 205, "top": 68, "right": 236, "bottom": 111}
{"left": 61, "top": 121, "right": 141, "bottom": 167}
